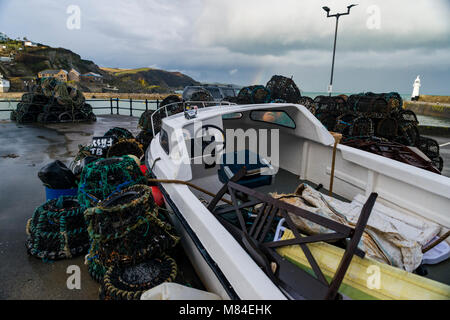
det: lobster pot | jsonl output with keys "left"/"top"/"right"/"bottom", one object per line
{"left": 107, "top": 139, "right": 144, "bottom": 159}
{"left": 251, "top": 85, "right": 271, "bottom": 104}
{"left": 58, "top": 111, "right": 73, "bottom": 122}
{"left": 265, "top": 75, "right": 301, "bottom": 103}
{"left": 26, "top": 196, "right": 89, "bottom": 260}
{"left": 431, "top": 156, "right": 443, "bottom": 172}
{"left": 15, "top": 102, "right": 42, "bottom": 124}
{"left": 54, "top": 83, "right": 85, "bottom": 107}
{"left": 417, "top": 137, "right": 440, "bottom": 159}
{"left": 190, "top": 90, "right": 213, "bottom": 103}
{"left": 15, "top": 110, "right": 37, "bottom": 124}
{"left": 43, "top": 103, "right": 64, "bottom": 114}
{"left": 376, "top": 118, "right": 398, "bottom": 140}
{"left": 86, "top": 241, "right": 108, "bottom": 283}
{"left": 138, "top": 110, "right": 155, "bottom": 132}
{"left": 139, "top": 94, "right": 183, "bottom": 134}
{"left": 84, "top": 184, "right": 179, "bottom": 269}
{"left": 396, "top": 110, "right": 419, "bottom": 125}
{"left": 37, "top": 112, "right": 59, "bottom": 123}
{"left": 335, "top": 113, "right": 357, "bottom": 135}
{"left": 85, "top": 184, "right": 157, "bottom": 237}
{"left": 237, "top": 86, "right": 254, "bottom": 104}
{"left": 238, "top": 85, "right": 271, "bottom": 104}
{"left": 162, "top": 96, "right": 184, "bottom": 116}
{"left": 396, "top": 122, "right": 420, "bottom": 146}
{"left": 21, "top": 92, "right": 49, "bottom": 105}
{"left": 100, "top": 254, "right": 177, "bottom": 300}
{"left": 78, "top": 156, "right": 146, "bottom": 207}
{"left": 104, "top": 127, "right": 134, "bottom": 140}
{"left": 354, "top": 96, "right": 389, "bottom": 114}
{"left": 338, "top": 94, "right": 348, "bottom": 102}
{"left": 136, "top": 130, "right": 154, "bottom": 153}
{"left": 314, "top": 96, "right": 347, "bottom": 114}
{"left": 41, "top": 78, "right": 60, "bottom": 97}
{"left": 10, "top": 110, "right": 17, "bottom": 121}
{"left": 297, "top": 96, "right": 316, "bottom": 115}
{"left": 349, "top": 116, "right": 374, "bottom": 137}
{"left": 347, "top": 94, "right": 363, "bottom": 111}
{"left": 316, "top": 113, "right": 337, "bottom": 131}
{"left": 384, "top": 92, "right": 403, "bottom": 112}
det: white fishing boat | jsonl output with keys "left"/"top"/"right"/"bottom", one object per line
{"left": 145, "top": 101, "right": 450, "bottom": 300}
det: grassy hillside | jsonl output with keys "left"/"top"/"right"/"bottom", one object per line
{"left": 100, "top": 67, "right": 200, "bottom": 93}
{"left": 0, "top": 40, "right": 199, "bottom": 93}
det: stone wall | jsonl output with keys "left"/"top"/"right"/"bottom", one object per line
{"left": 404, "top": 101, "right": 450, "bottom": 119}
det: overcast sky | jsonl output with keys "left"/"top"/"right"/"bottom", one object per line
{"left": 1, "top": 0, "right": 449, "bottom": 94}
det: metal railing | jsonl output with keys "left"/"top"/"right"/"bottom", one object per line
{"left": 150, "top": 100, "right": 236, "bottom": 135}
{"left": 0, "top": 98, "right": 162, "bottom": 117}
{"left": 0, "top": 98, "right": 237, "bottom": 123}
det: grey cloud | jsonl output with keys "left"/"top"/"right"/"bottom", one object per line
{"left": 0, "top": 0, "right": 449, "bottom": 94}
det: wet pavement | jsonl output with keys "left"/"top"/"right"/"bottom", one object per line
{"left": 0, "top": 115, "right": 139, "bottom": 300}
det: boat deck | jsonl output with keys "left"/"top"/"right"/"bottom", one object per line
{"left": 258, "top": 169, "right": 450, "bottom": 286}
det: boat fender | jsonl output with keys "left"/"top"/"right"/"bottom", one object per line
{"left": 151, "top": 186, "right": 164, "bottom": 207}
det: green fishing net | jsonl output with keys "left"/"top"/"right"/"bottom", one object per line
{"left": 26, "top": 196, "right": 89, "bottom": 260}
{"left": 77, "top": 156, "right": 146, "bottom": 207}
{"left": 84, "top": 185, "right": 179, "bottom": 282}
{"left": 84, "top": 184, "right": 179, "bottom": 264}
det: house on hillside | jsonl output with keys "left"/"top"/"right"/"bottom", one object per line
{"left": 38, "top": 69, "right": 68, "bottom": 82}
{"left": 24, "top": 41, "right": 37, "bottom": 47}
{"left": 68, "top": 68, "right": 80, "bottom": 82}
{"left": 0, "top": 32, "right": 8, "bottom": 41}
{"left": 80, "top": 72, "right": 103, "bottom": 83}
{"left": 0, "top": 56, "right": 12, "bottom": 62}
{"left": 0, "top": 73, "right": 10, "bottom": 93}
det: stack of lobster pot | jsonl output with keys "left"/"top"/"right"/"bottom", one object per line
{"left": 138, "top": 95, "right": 183, "bottom": 138}
{"left": 83, "top": 184, "right": 179, "bottom": 300}
{"left": 10, "top": 77, "right": 96, "bottom": 124}
{"left": 316, "top": 91, "right": 443, "bottom": 173}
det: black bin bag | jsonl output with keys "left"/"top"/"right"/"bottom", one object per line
{"left": 38, "top": 160, "right": 77, "bottom": 189}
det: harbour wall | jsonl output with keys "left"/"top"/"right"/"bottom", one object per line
{"left": 416, "top": 95, "right": 450, "bottom": 104}
{"left": 418, "top": 125, "right": 450, "bottom": 137}
{"left": 404, "top": 101, "right": 450, "bottom": 119}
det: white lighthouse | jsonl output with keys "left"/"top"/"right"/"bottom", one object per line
{"left": 411, "top": 75, "right": 421, "bottom": 101}
{"left": 0, "top": 73, "right": 10, "bottom": 93}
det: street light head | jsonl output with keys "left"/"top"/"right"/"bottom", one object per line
{"left": 322, "top": 6, "right": 330, "bottom": 13}
{"left": 347, "top": 4, "right": 358, "bottom": 9}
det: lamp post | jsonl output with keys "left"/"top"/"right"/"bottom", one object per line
{"left": 322, "top": 4, "right": 357, "bottom": 96}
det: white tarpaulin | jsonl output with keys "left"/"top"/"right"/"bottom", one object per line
{"left": 271, "top": 184, "right": 441, "bottom": 272}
